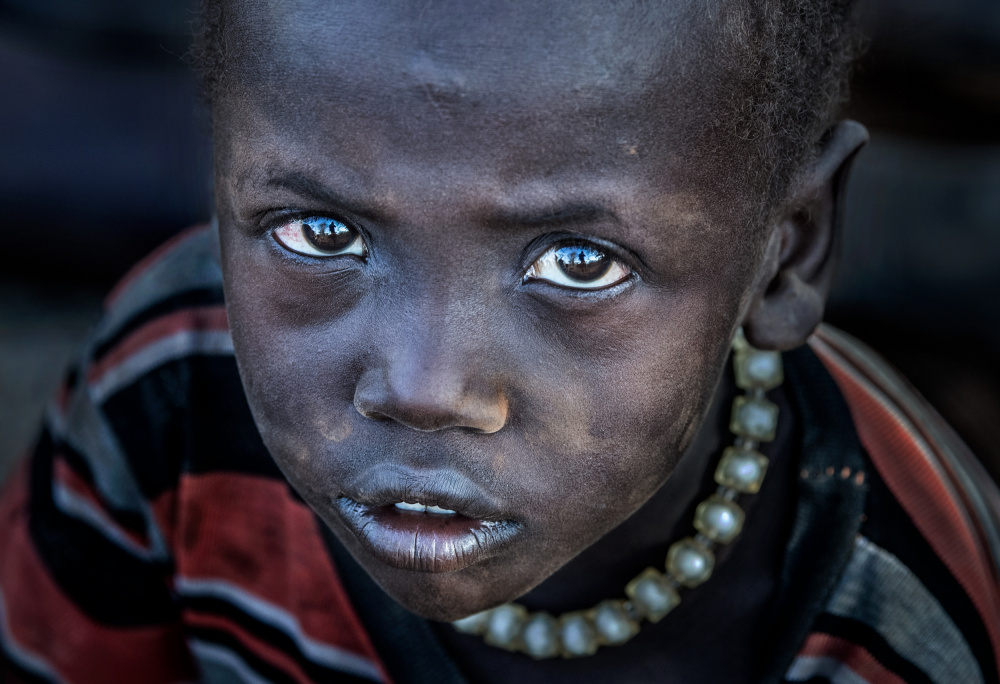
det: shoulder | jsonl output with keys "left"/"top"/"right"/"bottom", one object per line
{"left": 785, "top": 325, "right": 1000, "bottom": 684}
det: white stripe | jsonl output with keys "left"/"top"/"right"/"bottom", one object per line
{"left": 44, "top": 379, "right": 171, "bottom": 561}
{"left": 52, "top": 481, "right": 162, "bottom": 561}
{"left": 785, "top": 654, "right": 871, "bottom": 684}
{"left": 90, "top": 329, "right": 234, "bottom": 402}
{"left": 190, "top": 640, "right": 274, "bottom": 684}
{"left": 0, "top": 583, "right": 68, "bottom": 684}
{"left": 828, "top": 536, "right": 983, "bottom": 684}
{"left": 177, "top": 577, "right": 384, "bottom": 682}
{"left": 96, "top": 227, "right": 222, "bottom": 342}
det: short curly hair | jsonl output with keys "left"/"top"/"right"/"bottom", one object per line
{"left": 191, "top": 0, "right": 861, "bottom": 213}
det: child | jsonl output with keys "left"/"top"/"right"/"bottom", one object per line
{"left": 2, "top": 1, "right": 999, "bottom": 682}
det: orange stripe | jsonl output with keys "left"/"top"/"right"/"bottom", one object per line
{"left": 87, "top": 305, "right": 229, "bottom": 386}
{"left": 0, "top": 467, "right": 196, "bottom": 684}
{"left": 798, "top": 632, "right": 907, "bottom": 684}
{"left": 173, "top": 472, "right": 385, "bottom": 670}
{"left": 105, "top": 224, "right": 211, "bottom": 307}
{"left": 810, "top": 335, "right": 1000, "bottom": 672}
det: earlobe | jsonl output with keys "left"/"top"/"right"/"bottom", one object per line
{"left": 742, "top": 120, "right": 868, "bottom": 351}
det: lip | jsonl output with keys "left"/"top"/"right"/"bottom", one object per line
{"left": 331, "top": 469, "right": 523, "bottom": 573}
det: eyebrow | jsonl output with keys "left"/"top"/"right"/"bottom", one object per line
{"left": 266, "top": 170, "right": 619, "bottom": 230}
{"left": 490, "top": 204, "right": 618, "bottom": 230}
{"left": 266, "top": 171, "right": 383, "bottom": 220}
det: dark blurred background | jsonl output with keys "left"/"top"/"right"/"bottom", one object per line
{"left": 0, "top": 0, "right": 998, "bottom": 483}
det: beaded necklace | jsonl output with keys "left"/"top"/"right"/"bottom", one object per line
{"left": 451, "top": 329, "right": 783, "bottom": 659}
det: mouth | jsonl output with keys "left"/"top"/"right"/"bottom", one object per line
{"left": 331, "top": 474, "right": 523, "bottom": 573}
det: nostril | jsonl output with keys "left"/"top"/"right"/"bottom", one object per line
{"left": 353, "top": 366, "right": 507, "bottom": 433}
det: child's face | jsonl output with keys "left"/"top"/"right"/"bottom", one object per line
{"left": 216, "top": 0, "right": 775, "bottom": 620}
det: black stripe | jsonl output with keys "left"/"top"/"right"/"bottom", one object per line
{"left": 182, "top": 594, "right": 374, "bottom": 684}
{"left": 0, "top": 656, "right": 58, "bottom": 684}
{"left": 48, "top": 430, "right": 148, "bottom": 537}
{"left": 813, "top": 614, "right": 936, "bottom": 684}
{"left": 102, "top": 355, "right": 281, "bottom": 499}
{"left": 188, "top": 625, "right": 374, "bottom": 684}
{"left": 92, "top": 287, "right": 225, "bottom": 362}
{"left": 861, "top": 469, "right": 1000, "bottom": 684}
{"left": 26, "top": 432, "right": 179, "bottom": 627}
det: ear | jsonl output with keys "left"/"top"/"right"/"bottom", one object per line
{"left": 742, "top": 120, "right": 868, "bottom": 350}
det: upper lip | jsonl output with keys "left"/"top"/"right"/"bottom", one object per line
{"left": 336, "top": 465, "right": 513, "bottom": 522}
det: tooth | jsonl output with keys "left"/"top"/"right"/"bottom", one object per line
{"left": 394, "top": 501, "right": 427, "bottom": 512}
{"left": 426, "top": 505, "right": 457, "bottom": 515}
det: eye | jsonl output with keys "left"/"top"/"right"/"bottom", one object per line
{"left": 272, "top": 216, "right": 366, "bottom": 258}
{"left": 524, "top": 243, "right": 631, "bottom": 290}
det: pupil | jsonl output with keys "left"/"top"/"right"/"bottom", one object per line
{"left": 555, "top": 245, "right": 611, "bottom": 281}
{"left": 302, "top": 219, "right": 355, "bottom": 252}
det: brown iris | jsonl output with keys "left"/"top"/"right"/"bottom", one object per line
{"left": 302, "top": 219, "right": 357, "bottom": 253}
{"left": 555, "top": 245, "right": 612, "bottom": 282}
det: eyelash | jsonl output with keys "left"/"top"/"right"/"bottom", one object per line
{"left": 268, "top": 215, "right": 634, "bottom": 292}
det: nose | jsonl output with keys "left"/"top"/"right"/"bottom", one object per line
{"left": 353, "top": 324, "right": 509, "bottom": 434}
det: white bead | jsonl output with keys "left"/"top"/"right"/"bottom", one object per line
{"left": 560, "top": 613, "right": 599, "bottom": 657}
{"left": 730, "top": 396, "right": 779, "bottom": 442}
{"left": 484, "top": 604, "right": 527, "bottom": 650}
{"left": 715, "top": 447, "right": 769, "bottom": 493}
{"left": 625, "top": 568, "right": 680, "bottom": 623}
{"left": 694, "top": 495, "right": 745, "bottom": 544}
{"left": 452, "top": 609, "right": 492, "bottom": 635}
{"left": 521, "top": 613, "right": 560, "bottom": 659}
{"left": 666, "top": 538, "right": 715, "bottom": 587}
{"left": 592, "top": 601, "right": 639, "bottom": 645}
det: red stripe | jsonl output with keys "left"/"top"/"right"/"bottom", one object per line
{"left": 798, "top": 632, "right": 907, "bottom": 684}
{"left": 173, "top": 472, "right": 386, "bottom": 675}
{"left": 187, "top": 610, "right": 316, "bottom": 684}
{"left": 810, "top": 333, "right": 1000, "bottom": 671}
{"left": 105, "top": 224, "right": 211, "bottom": 307}
{"left": 0, "top": 467, "right": 197, "bottom": 684}
{"left": 87, "top": 305, "right": 229, "bottom": 386}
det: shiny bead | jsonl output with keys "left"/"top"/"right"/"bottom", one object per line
{"left": 452, "top": 609, "right": 492, "bottom": 635}
{"left": 625, "top": 568, "right": 680, "bottom": 623}
{"left": 484, "top": 604, "right": 528, "bottom": 651}
{"left": 694, "top": 495, "right": 745, "bottom": 543}
{"left": 666, "top": 537, "right": 715, "bottom": 588}
{"left": 521, "top": 612, "right": 560, "bottom": 659}
{"left": 592, "top": 600, "right": 640, "bottom": 646}
{"left": 730, "top": 396, "right": 779, "bottom": 442}
{"left": 714, "top": 446, "right": 769, "bottom": 493}
{"left": 560, "top": 612, "right": 599, "bottom": 657}
{"left": 734, "top": 348, "right": 783, "bottom": 391}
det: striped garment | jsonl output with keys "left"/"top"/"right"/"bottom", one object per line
{"left": 1, "top": 225, "right": 998, "bottom": 683}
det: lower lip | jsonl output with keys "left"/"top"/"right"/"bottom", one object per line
{"left": 333, "top": 498, "right": 522, "bottom": 573}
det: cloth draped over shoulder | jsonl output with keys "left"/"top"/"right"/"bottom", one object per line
{"left": 1, "top": 224, "right": 998, "bottom": 684}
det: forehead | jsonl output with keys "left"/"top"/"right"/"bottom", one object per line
{"left": 225, "top": 2, "right": 729, "bottom": 138}
{"left": 216, "top": 0, "right": 757, "bottom": 231}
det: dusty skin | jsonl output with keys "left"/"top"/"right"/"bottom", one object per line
{"left": 212, "top": 1, "right": 867, "bottom": 681}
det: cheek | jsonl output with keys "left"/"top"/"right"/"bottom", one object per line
{"left": 503, "top": 286, "right": 735, "bottom": 540}
{"left": 219, "top": 230, "right": 366, "bottom": 477}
